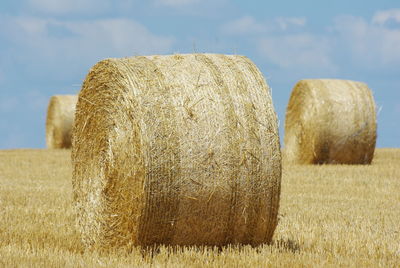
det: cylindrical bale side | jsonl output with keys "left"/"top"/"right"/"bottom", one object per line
{"left": 46, "top": 95, "right": 78, "bottom": 149}
{"left": 72, "top": 54, "right": 281, "bottom": 250}
{"left": 284, "top": 79, "right": 377, "bottom": 164}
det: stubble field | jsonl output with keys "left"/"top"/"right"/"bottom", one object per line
{"left": 0, "top": 148, "right": 399, "bottom": 267}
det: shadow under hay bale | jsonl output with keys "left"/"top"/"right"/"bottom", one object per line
{"left": 72, "top": 54, "right": 281, "bottom": 250}
{"left": 284, "top": 79, "right": 377, "bottom": 165}
{"left": 273, "top": 238, "right": 301, "bottom": 253}
{"left": 46, "top": 95, "right": 78, "bottom": 149}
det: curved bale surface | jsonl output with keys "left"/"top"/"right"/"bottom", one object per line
{"left": 72, "top": 54, "right": 281, "bottom": 249}
{"left": 284, "top": 79, "right": 377, "bottom": 165}
{"left": 46, "top": 95, "right": 78, "bottom": 149}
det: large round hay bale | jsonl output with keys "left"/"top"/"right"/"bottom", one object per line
{"left": 72, "top": 54, "right": 281, "bottom": 249}
{"left": 46, "top": 95, "right": 78, "bottom": 149}
{"left": 284, "top": 79, "right": 377, "bottom": 164}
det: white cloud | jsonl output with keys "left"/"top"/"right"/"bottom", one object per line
{"left": 372, "top": 9, "right": 400, "bottom": 26}
{"left": 4, "top": 16, "right": 174, "bottom": 61}
{"left": 221, "top": 16, "right": 266, "bottom": 35}
{"left": 275, "top": 17, "right": 306, "bottom": 30}
{"left": 333, "top": 14, "right": 400, "bottom": 66}
{"left": 221, "top": 16, "right": 306, "bottom": 36}
{"left": 63, "top": 19, "right": 174, "bottom": 55}
{"left": 258, "top": 33, "right": 336, "bottom": 72}
{"left": 154, "top": 0, "right": 200, "bottom": 7}
{"left": 26, "top": 0, "right": 114, "bottom": 14}
{"left": 0, "top": 16, "right": 174, "bottom": 84}
{"left": 152, "top": 0, "right": 228, "bottom": 17}
{"left": 224, "top": 10, "right": 400, "bottom": 73}
{"left": 14, "top": 16, "right": 48, "bottom": 36}
{"left": 256, "top": 11, "right": 400, "bottom": 73}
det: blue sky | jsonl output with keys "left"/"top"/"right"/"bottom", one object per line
{"left": 0, "top": 0, "right": 399, "bottom": 148}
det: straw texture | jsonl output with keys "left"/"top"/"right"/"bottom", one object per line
{"left": 46, "top": 95, "right": 78, "bottom": 149}
{"left": 284, "top": 79, "right": 377, "bottom": 164}
{"left": 72, "top": 54, "right": 281, "bottom": 250}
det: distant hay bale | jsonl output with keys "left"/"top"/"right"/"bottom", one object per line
{"left": 46, "top": 95, "right": 78, "bottom": 149}
{"left": 72, "top": 54, "right": 281, "bottom": 249}
{"left": 284, "top": 79, "right": 377, "bottom": 164}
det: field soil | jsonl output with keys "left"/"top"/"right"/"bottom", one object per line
{"left": 0, "top": 148, "right": 399, "bottom": 267}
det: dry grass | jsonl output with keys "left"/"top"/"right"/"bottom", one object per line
{"left": 0, "top": 148, "right": 399, "bottom": 267}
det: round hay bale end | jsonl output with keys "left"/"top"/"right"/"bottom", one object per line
{"left": 72, "top": 54, "right": 281, "bottom": 249}
{"left": 284, "top": 79, "right": 377, "bottom": 164}
{"left": 46, "top": 95, "right": 78, "bottom": 149}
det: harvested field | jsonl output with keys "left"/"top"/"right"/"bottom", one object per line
{"left": 0, "top": 148, "right": 399, "bottom": 267}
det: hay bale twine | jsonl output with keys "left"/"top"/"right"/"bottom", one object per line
{"left": 46, "top": 95, "right": 78, "bottom": 149}
{"left": 284, "top": 79, "right": 377, "bottom": 164}
{"left": 72, "top": 54, "right": 281, "bottom": 249}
